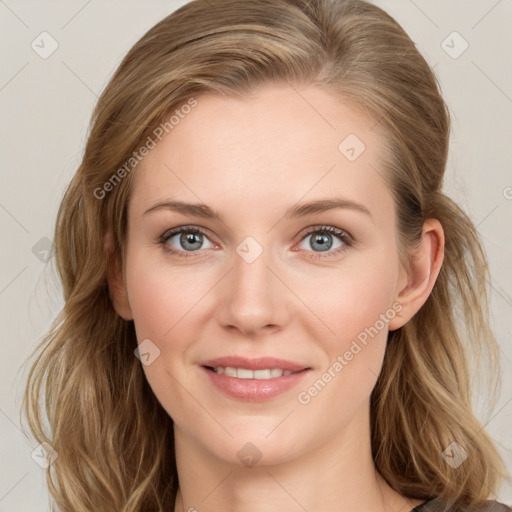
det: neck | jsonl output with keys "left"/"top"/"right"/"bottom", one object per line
{"left": 172, "top": 405, "right": 421, "bottom": 512}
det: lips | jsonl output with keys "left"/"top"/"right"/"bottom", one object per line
{"left": 199, "top": 356, "right": 311, "bottom": 401}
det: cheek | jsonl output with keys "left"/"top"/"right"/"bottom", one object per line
{"left": 297, "top": 252, "right": 399, "bottom": 393}
{"left": 125, "top": 257, "right": 211, "bottom": 421}
{"left": 300, "top": 254, "right": 399, "bottom": 343}
{"left": 296, "top": 279, "right": 394, "bottom": 423}
{"left": 126, "top": 253, "right": 212, "bottom": 342}
{"left": 128, "top": 277, "right": 175, "bottom": 341}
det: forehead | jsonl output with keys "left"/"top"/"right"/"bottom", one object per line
{"left": 129, "top": 83, "right": 393, "bottom": 225}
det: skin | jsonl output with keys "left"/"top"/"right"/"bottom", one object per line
{"left": 108, "top": 82, "right": 444, "bottom": 512}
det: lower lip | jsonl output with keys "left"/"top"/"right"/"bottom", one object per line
{"left": 201, "top": 366, "right": 311, "bottom": 401}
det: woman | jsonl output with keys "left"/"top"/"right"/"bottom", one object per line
{"left": 22, "top": 0, "right": 511, "bottom": 511}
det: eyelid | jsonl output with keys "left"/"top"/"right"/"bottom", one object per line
{"left": 159, "top": 224, "right": 215, "bottom": 243}
{"left": 299, "top": 225, "right": 354, "bottom": 244}
{"left": 158, "top": 225, "right": 217, "bottom": 256}
{"left": 294, "top": 225, "right": 353, "bottom": 260}
{"left": 158, "top": 224, "right": 354, "bottom": 259}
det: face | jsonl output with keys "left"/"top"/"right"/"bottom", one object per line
{"left": 114, "top": 82, "right": 410, "bottom": 466}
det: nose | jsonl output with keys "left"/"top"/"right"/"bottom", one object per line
{"left": 215, "top": 242, "right": 292, "bottom": 337}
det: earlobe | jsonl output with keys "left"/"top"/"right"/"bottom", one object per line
{"left": 388, "top": 219, "right": 445, "bottom": 331}
{"left": 104, "top": 232, "right": 133, "bottom": 321}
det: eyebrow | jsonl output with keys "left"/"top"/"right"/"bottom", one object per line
{"left": 143, "top": 197, "right": 373, "bottom": 222}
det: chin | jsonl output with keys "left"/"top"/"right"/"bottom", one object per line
{"left": 204, "top": 428, "right": 306, "bottom": 468}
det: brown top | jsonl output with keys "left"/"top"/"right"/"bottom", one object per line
{"left": 413, "top": 498, "right": 512, "bottom": 512}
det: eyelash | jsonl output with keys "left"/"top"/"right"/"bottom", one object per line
{"left": 157, "top": 225, "right": 354, "bottom": 260}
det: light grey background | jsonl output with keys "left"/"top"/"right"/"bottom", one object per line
{"left": 1, "top": 1, "right": 511, "bottom": 510}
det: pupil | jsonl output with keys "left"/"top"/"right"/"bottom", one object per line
{"left": 313, "top": 233, "right": 331, "bottom": 252}
{"left": 182, "top": 232, "right": 202, "bottom": 250}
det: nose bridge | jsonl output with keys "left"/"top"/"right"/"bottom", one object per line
{"left": 215, "top": 235, "right": 290, "bottom": 335}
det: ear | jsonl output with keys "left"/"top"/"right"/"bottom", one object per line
{"left": 105, "top": 231, "right": 133, "bottom": 321}
{"left": 388, "top": 218, "right": 445, "bottom": 331}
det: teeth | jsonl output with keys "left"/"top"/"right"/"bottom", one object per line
{"left": 213, "top": 367, "right": 295, "bottom": 379}
{"left": 237, "top": 368, "right": 253, "bottom": 379}
{"left": 255, "top": 369, "right": 272, "bottom": 379}
{"left": 223, "top": 367, "right": 237, "bottom": 377}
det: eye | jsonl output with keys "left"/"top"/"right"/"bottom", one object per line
{"left": 296, "top": 225, "right": 353, "bottom": 259}
{"left": 158, "top": 226, "right": 215, "bottom": 258}
{"left": 158, "top": 224, "right": 354, "bottom": 260}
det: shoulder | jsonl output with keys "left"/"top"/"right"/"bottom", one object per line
{"left": 414, "top": 498, "right": 512, "bottom": 512}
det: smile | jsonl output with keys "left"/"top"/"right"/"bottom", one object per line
{"left": 201, "top": 365, "right": 311, "bottom": 401}
{"left": 207, "top": 366, "right": 296, "bottom": 379}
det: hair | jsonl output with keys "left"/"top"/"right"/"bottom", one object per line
{"left": 21, "top": 0, "right": 509, "bottom": 510}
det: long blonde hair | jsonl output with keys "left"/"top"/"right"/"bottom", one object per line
{"left": 22, "top": 0, "right": 509, "bottom": 510}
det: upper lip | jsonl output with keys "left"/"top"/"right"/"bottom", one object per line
{"left": 200, "top": 356, "right": 309, "bottom": 372}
